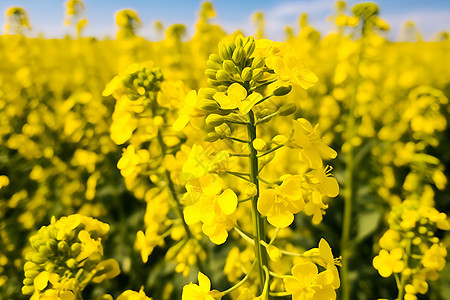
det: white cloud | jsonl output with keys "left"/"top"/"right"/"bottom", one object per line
{"left": 264, "top": 0, "right": 334, "bottom": 40}
{"left": 383, "top": 10, "right": 450, "bottom": 40}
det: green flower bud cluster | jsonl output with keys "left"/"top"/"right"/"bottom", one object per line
{"left": 205, "top": 35, "right": 266, "bottom": 91}
{"left": 387, "top": 200, "right": 449, "bottom": 247}
{"left": 121, "top": 64, "right": 164, "bottom": 101}
{"left": 22, "top": 214, "right": 120, "bottom": 297}
{"left": 351, "top": 3, "right": 390, "bottom": 31}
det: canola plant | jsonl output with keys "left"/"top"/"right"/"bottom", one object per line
{"left": 0, "top": 1, "right": 449, "bottom": 300}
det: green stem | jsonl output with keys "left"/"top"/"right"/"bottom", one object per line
{"left": 394, "top": 273, "right": 406, "bottom": 300}
{"left": 257, "top": 144, "right": 284, "bottom": 158}
{"left": 247, "top": 110, "right": 270, "bottom": 299}
{"left": 221, "top": 260, "right": 257, "bottom": 296}
{"left": 257, "top": 176, "right": 276, "bottom": 187}
{"left": 254, "top": 94, "right": 274, "bottom": 106}
{"left": 341, "top": 25, "right": 366, "bottom": 300}
{"left": 157, "top": 130, "right": 205, "bottom": 272}
{"left": 249, "top": 79, "right": 277, "bottom": 92}
{"left": 229, "top": 137, "right": 251, "bottom": 144}
{"left": 226, "top": 171, "right": 251, "bottom": 182}
{"left": 270, "top": 291, "right": 291, "bottom": 297}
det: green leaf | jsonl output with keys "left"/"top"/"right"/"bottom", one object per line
{"left": 356, "top": 210, "right": 381, "bottom": 242}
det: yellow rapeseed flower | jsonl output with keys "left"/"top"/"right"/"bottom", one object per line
{"left": 257, "top": 175, "right": 304, "bottom": 228}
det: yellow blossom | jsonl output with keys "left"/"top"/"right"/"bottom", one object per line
{"left": 182, "top": 272, "right": 219, "bottom": 300}
{"left": 289, "top": 118, "right": 337, "bottom": 169}
{"left": 257, "top": 175, "right": 304, "bottom": 228}
{"left": 213, "top": 83, "right": 262, "bottom": 114}
{"left": 373, "top": 248, "right": 405, "bottom": 277}
{"left": 271, "top": 53, "right": 318, "bottom": 89}
{"left": 173, "top": 90, "right": 202, "bottom": 131}
{"left": 284, "top": 262, "right": 336, "bottom": 300}
{"left": 421, "top": 243, "right": 447, "bottom": 271}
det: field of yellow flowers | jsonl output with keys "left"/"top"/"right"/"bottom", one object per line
{"left": 1, "top": 1, "right": 450, "bottom": 299}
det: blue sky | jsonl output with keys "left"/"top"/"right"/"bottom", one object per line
{"left": 1, "top": 0, "right": 449, "bottom": 40}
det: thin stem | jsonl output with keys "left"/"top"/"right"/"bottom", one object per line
{"left": 247, "top": 110, "right": 270, "bottom": 299}
{"left": 257, "top": 144, "right": 284, "bottom": 158}
{"left": 228, "top": 153, "right": 250, "bottom": 157}
{"left": 268, "top": 228, "right": 280, "bottom": 245}
{"left": 395, "top": 273, "right": 406, "bottom": 300}
{"left": 254, "top": 94, "right": 274, "bottom": 106}
{"left": 257, "top": 176, "right": 276, "bottom": 187}
{"left": 249, "top": 79, "right": 277, "bottom": 92}
{"left": 239, "top": 197, "right": 252, "bottom": 203}
{"left": 341, "top": 24, "right": 366, "bottom": 300}
{"left": 270, "top": 292, "right": 292, "bottom": 297}
{"left": 269, "top": 271, "right": 290, "bottom": 279}
{"left": 225, "top": 119, "right": 250, "bottom": 125}
{"left": 229, "top": 137, "right": 251, "bottom": 144}
{"left": 226, "top": 171, "right": 251, "bottom": 182}
{"left": 255, "top": 111, "right": 279, "bottom": 125}
{"left": 234, "top": 227, "right": 255, "bottom": 245}
{"left": 221, "top": 260, "right": 257, "bottom": 296}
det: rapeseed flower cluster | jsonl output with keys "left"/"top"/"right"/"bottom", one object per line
{"left": 0, "top": 1, "right": 446, "bottom": 299}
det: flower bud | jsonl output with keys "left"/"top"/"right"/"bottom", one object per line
{"left": 267, "top": 245, "right": 282, "bottom": 261}
{"left": 70, "top": 242, "right": 81, "bottom": 257}
{"left": 198, "top": 88, "right": 217, "bottom": 100}
{"left": 273, "top": 85, "right": 292, "bottom": 96}
{"left": 252, "top": 57, "right": 265, "bottom": 69}
{"left": 66, "top": 258, "right": 77, "bottom": 269}
{"left": 205, "top": 69, "right": 217, "bottom": 80}
{"left": 58, "top": 241, "right": 69, "bottom": 255}
{"left": 206, "top": 114, "right": 225, "bottom": 127}
{"left": 216, "top": 70, "right": 231, "bottom": 82}
{"left": 235, "top": 35, "right": 244, "bottom": 47}
{"left": 22, "top": 285, "right": 35, "bottom": 295}
{"left": 47, "top": 239, "right": 58, "bottom": 253}
{"left": 207, "top": 59, "right": 221, "bottom": 70}
{"left": 38, "top": 245, "right": 52, "bottom": 257}
{"left": 252, "top": 68, "right": 264, "bottom": 81}
{"left": 278, "top": 103, "right": 297, "bottom": 116}
{"left": 232, "top": 47, "right": 245, "bottom": 63}
{"left": 25, "top": 270, "right": 39, "bottom": 279}
{"left": 198, "top": 99, "right": 220, "bottom": 112}
{"left": 218, "top": 42, "right": 232, "bottom": 60}
{"left": 225, "top": 43, "right": 235, "bottom": 59}
{"left": 253, "top": 138, "right": 266, "bottom": 151}
{"left": 244, "top": 37, "right": 256, "bottom": 56}
{"left": 215, "top": 123, "right": 231, "bottom": 137}
{"left": 204, "top": 132, "right": 219, "bottom": 142}
{"left": 31, "top": 253, "right": 47, "bottom": 264}
{"left": 241, "top": 67, "right": 253, "bottom": 82}
{"left": 208, "top": 53, "right": 222, "bottom": 64}
{"left": 244, "top": 183, "right": 257, "bottom": 197}
{"left": 208, "top": 79, "right": 221, "bottom": 86}
{"left": 223, "top": 60, "right": 237, "bottom": 73}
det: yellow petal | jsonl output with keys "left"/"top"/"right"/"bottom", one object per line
{"left": 173, "top": 115, "right": 190, "bottom": 131}
{"left": 184, "top": 206, "right": 201, "bottom": 225}
{"left": 267, "top": 207, "right": 294, "bottom": 228}
{"left": 217, "top": 189, "right": 238, "bottom": 215}
{"left": 238, "top": 92, "right": 263, "bottom": 114}
{"left": 198, "top": 271, "right": 211, "bottom": 292}
{"left": 257, "top": 189, "right": 275, "bottom": 215}
{"left": 321, "top": 177, "right": 339, "bottom": 197}
{"left": 316, "top": 142, "right": 338, "bottom": 159}
{"left": 228, "top": 83, "right": 247, "bottom": 101}
{"left": 34, "top": 271, "right": 49, "bottom": 291}
{"left": 319, "top": 238, "right": 334, "bottom": 264}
